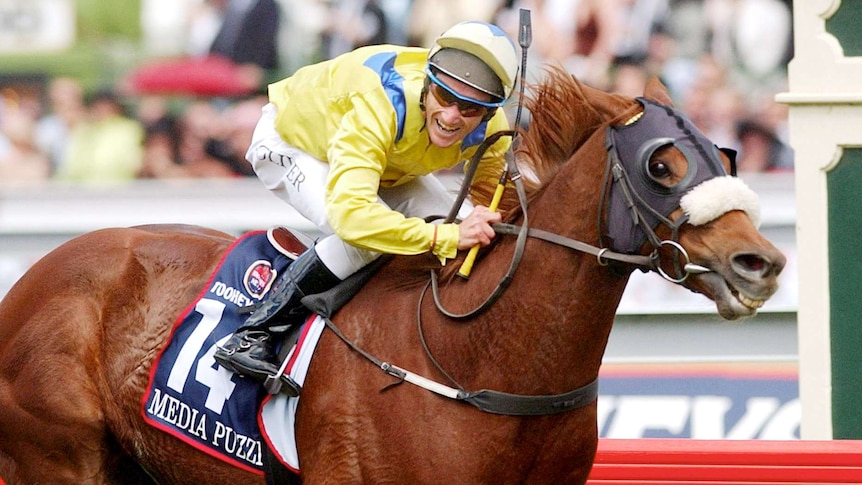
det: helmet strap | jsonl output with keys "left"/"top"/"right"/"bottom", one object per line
{"left": 481, "top": 108, "right": 497, "bottom": 123}
{"left": 420, "top": 76, "right": 430, "bottom": 113}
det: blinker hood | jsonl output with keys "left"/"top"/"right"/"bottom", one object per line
{"left": 604, "top": 98, "right": 732, "bottom": 254}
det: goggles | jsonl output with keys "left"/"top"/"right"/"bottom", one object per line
{"left": 426, "top": 69, "right": 503, "bottom": 118}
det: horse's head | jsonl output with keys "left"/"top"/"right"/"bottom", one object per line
{"left": 601, "top": 77, "right": 786, "bottom": 319}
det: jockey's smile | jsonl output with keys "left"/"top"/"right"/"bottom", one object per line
{"left": 425, "top": 72, "right": 493, "bottom": 148}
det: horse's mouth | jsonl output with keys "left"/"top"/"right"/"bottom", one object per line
{"left": 696, "top": 272, "right": 772, "bottom": 320}
{"left": 731, "top": 286, "right": 765, "bottom": 311}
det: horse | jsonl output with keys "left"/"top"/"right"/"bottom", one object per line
{"left": 0, "top": 68, "right": 785, "bottom": 484}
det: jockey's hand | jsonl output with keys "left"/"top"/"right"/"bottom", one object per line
{"left": 457, "top": 205, "right": 502, "bottom": 250}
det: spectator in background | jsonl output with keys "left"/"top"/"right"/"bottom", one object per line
{"left": 34, "top": 77, "right": 85, "bottom": 174}
{"left": 494, "top": 0, "right": 579, "bottom": 84}
{"left": 122, "top": 0, "right": 281, "bottom": 97}
{"left": 175, "top": 100, "right": 239, "bottom": 177}
{"left": 137, "top": 96, "right": 265, "bottom": 179}
{"left": 138, "top": 114, "right": 189, "bottom": 179}
{"left": 208, "top": 0, "right": 281, "bottom": 86}
{"left": 407, "top": 0, "right": 501, "bottom": 48}
{"left": 735, "top": 118, "right": 793, "bottom": 173}
{"left": 0, "top": 101, "right": 51, "bottom": 187}
{"left": 119, "top": 0, "right": 794, "bottom": 176}
{"left": 134, "top": 95, "right": 175, "bottom": 133}
{"left": 55, "top": 89, "right": 145, "bottom": 183}
{"left": 134, "top": 94, "right": 193, "bottom": 178}
{"left": 187, "top": 0, "right": 230, "bottom": 57}
{"left": 704, "top": 0, "right": 791, "bottom": 94}
{"left": 202, "top": 95, "right": 268, "bottom": 176}
{"left": 321, "top": 0, "right": 389, "bottom": 59}
{"left": 572, "top": 0, "right": 670, "bottom": 89}
{"left": 608, "top": 58, "right": 649, "bottom": 98}
{"left": 707, "top": 85, "right": 745, "bottom": 150}
{"left": 606, "top": 0, "right": 670, "bottom": 65}
{"left": 735, "top": 120, "right": 779, "bottom": 173}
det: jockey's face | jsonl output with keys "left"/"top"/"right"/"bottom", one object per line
{"left": 425, "top": 72, "right": 493, "bottom": 148}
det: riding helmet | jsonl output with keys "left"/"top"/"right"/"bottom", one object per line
{"left": 428, "top": 21, "right": 519, "bottom": 104}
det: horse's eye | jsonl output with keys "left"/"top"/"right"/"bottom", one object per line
{"left": 648, "top": 160, "right": 671, "bottom": 180}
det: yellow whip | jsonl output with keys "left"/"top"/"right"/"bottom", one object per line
{"left": 457, "top": 169, "right": 507, "bottom": 279}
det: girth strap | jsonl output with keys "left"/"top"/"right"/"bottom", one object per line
{"left": 457, "top": 379, "right": 599, "bottom": 416}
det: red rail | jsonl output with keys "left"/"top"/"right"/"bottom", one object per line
{"left": 587, "top": 439, "right": 862, "bottom": 484}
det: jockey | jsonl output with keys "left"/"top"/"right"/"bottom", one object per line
{"left": 215, "top": 21, "right": 519, "bottom": 395}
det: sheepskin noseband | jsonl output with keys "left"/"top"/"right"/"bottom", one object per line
{"left": 681, "top": 175, "right": 761, "bottom": 227}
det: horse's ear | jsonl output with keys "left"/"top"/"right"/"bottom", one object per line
{"left": 644, "top": 76, "right": 673, "bottom": 107}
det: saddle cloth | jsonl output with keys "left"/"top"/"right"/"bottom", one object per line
{"left": 141, "top": 228, "right": 321, "bottom": 475}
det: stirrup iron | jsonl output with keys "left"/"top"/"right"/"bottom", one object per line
{"left": 265, "top": 345, "right": 300, "bottom": 396}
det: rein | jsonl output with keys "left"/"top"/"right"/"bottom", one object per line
{"left": 431, "top": 130, "right": 530, "bottom": 320}
{"left": 493, "top": 223, "right": 655, "bottom": 268}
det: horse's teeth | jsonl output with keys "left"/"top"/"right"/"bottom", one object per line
{"left": 738, "top": 293, "right": 764, "bottom": 310}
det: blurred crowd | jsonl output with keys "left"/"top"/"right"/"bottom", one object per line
{"left": 0, "top": 0, "right": 794, "bottom": 188}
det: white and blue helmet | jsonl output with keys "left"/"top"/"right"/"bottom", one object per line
{"left": 428, "top": 21, "right": 519, "bottom": 103}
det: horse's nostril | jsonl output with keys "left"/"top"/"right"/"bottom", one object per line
{"left": 734, "top": 253, "right": 766, "bottom": 273}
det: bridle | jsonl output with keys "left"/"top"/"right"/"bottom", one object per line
{"left": 597, "top": 97, "right": 739, "bottom": 282}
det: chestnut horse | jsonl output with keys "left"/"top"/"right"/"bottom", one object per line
{"left": 0, "top": 69, "right": 785, "bottom": 484}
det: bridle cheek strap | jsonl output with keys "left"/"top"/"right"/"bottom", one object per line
{"left": 680, "top": 175, "right": 762, "bottom": 228}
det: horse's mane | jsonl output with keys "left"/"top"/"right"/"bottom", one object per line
{"left": 471, "top": 66, "right": 636, "bottom": 215}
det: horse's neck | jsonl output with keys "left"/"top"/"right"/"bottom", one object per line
{"left": 428, "top": 135, "right": 631, "bottom": 393}
{"left": 417, "top": 86, "right": 640, "bottom": 393}
{"left": 528, "top": 129, "right": 633, "bottom": 300}
{"left": 526, "top": 128, "right": 612, "bottom": 249}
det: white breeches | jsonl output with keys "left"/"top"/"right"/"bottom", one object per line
{"left": 247, "top": 103, "right": 471, "bottom": 280}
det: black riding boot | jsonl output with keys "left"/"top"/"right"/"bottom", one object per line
{"left": 214, "top": 247, "right": 340, "bottom": 395}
